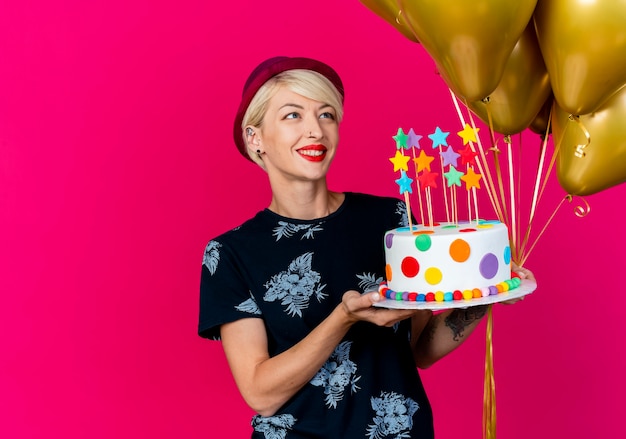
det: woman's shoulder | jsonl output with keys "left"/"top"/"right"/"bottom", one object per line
{"left": 342, "top": 192, "right": 409, "bottom": 229}
{"left": 204, "top": 210, "right": 270, "bottom": 245}
{"left": 344, "top": 192, "right": 404, "bottom": 210}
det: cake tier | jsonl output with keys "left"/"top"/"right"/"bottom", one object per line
{"left": 384, "top": 220, "right": 512, "bottom": 295}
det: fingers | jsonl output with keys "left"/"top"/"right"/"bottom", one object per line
{"left": 363, "top": 305, "right": 417, "bottom": 327}
{"left": 342, "top": 290, "right": 378, "bottom": 311}
{"left": 500, "top": 296, "right": 524, "bottom": 305}
{"left": 512, "top": 263, "right": 536, "bottom": 282}
{"left": 341, "top": 290, "right": 418, "bottom": 327}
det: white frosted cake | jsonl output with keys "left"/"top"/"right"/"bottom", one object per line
{"left": 379, "top": 220, "right": 520, "bottom": 303}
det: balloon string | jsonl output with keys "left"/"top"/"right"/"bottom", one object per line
{"left": 504, "top": 135, "right": 517, "bottom": 260}
{"left": 519, "top": 194, "right": 589, "bottom": 266}
{"left": 483, "top": 101, "right": 510, "bottom": 228}
{"left": 509, "top": 132, "right": 523, "bottom": 261}
{"left": 467, "top": 98, "right": 508, "bottom": 225}
{"left": 537, "top": 114, "right": 560, "bottom": 208}
{"left": 569, "top": 194, "right": 591, "bottom": 218}
{"left": 411, "top": 146, "right": 426, "bottom": 226}
{"left": 530, "top": 115, "right": 551, "bottom": 220}
{"left": 439, "top": 146, "right": 451, "bottom": 222}
{"left": 519, "top": 114, "right": 551, "bottom": 260}
{"left": 483, "top": 306, "right": 496, "bottom": 439}
{"left": 492, "top": 141, "right": 508, "bottom": 226}
{"left": 449, "top": 90, "right": 503, "bottom": 220}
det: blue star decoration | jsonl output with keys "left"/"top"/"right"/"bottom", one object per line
{"left": 428, "top": 126, "right": 450, "bottom": 148}
{"left": 392, "top": 128, "right": 409, "bottom": 150}
{"left": 407, "top": 128, "right": 423, "bottom": 149}
{"left": 395, "top": 170, "right": 414, "bottom": 194}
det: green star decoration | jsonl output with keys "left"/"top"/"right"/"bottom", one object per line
{"left": 444, "top": 165, "right": 464, "bottom": 187}
{"left": 392, "top": 128, "right": 409, "bottom": 150}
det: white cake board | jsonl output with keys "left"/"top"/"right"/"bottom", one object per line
{"left": 372, "top": 279, "right": 537, "bottom": 310}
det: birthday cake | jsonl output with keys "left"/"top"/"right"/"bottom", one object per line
{"left": 378, "top": 126, "right": 524, "bottom": 306}
{"left": 380, "top": 220, "right": 520, "bottom": 303}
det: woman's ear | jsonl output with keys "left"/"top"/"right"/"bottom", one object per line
{"left": 245, "top": 127, "right": 259, "bottom": 146}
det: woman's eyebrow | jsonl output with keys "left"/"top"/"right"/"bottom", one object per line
{"left": 278, "top": 103, "right": 332, "bottom": 110}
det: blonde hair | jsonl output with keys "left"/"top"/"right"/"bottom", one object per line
{"left": 241, "top": 69, "right": 344, "bottom": 168}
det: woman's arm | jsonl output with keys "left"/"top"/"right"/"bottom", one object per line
{"left": 411, "top": 265, "right": 536, "bottom": 368}
{"left": 411, "top": 305, "right": 488, "bottom": 369}
{"left": 220, "top": 290, "right": 418, "bottom": 417}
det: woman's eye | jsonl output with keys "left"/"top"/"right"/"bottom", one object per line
{"left": 320, "top": 112, "right": 335, "bottom": 120}
{"left": 285, "top": 112, "right": 300, "bottom": 119}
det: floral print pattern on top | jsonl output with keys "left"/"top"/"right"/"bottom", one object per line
{"left": 395, "top": 201, "right": 409, "bottom": 227}
{"left": 252, "top": 413, "right": 297, "bottom": 439}
{"left": 202, "top": 240, "right": 221, "bottom": 275}
{"left": 366, "top": 391, "right": 419, "bottom": 439}
{"left": 273, "top": 221, "right": 324, "bottom": 241}
{"left": 310, "top": 341, "right": 361, "bottom": 408}
{"left": 357, "top": 272, "right": 384, "bottom": 294}
{"left": 263, "top": 252, "right": 327, "bottom": 317}
{"left": 235, "top": 292, "right": 262, "bottom": 315}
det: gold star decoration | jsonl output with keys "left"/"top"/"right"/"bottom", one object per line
{"left": 389, "top": 150, "right": 410, "bottom": 172}
{"left": 457, "top": 123, "right": 479, "bottom": 145}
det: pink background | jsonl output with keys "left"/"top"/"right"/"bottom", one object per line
{"left": 1, "top": 1, "right": 625, "bottom": 438}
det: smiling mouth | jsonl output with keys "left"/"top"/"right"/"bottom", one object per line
{"left": 297, "top": 145, "right": 327, "bottom": 161}
{"left": 299, "top": 149, "right": 325, "bottom": 157}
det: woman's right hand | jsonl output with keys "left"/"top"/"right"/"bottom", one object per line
{"left": 340, "top": 290, "right": 420, "bottom": 327}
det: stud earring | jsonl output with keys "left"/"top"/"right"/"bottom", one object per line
{"left": 246, "top": 128, "right": 254, "bottom": 136}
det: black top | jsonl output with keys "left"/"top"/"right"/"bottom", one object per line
{"left": 199, "top": 192, "right": 434, "bottom": 438}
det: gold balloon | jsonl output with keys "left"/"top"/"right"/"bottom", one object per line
{"left": 534, "top": 0, "right": 626, "bottom": 115}
{"left": 529, "top": 94, "right": 553, "bottom": 137}
{"left": 397, "top": 0, "right": 538, "bottom": 101}
{"left": 552, "top": 85, "right": 626, "bottom": 196}
{"left": 468, "top": 23, "right": 551, "bottom": 135}
{"left": 359, "top": 0, "right": 419, "bottom": 43}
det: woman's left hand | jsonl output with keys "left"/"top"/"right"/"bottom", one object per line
{"left": 512, "top": 263, "right": 535, "bottom": 282}
{"left": 501, "top": 263, "right": 536, "bottom": 305}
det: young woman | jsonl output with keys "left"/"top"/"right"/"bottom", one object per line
{"left": 199, "top": 56, "right": 534, "bottom": 438}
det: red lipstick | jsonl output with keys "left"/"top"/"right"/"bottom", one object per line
{"left": 297, "top": 144, "right": 327, "bottom": 162}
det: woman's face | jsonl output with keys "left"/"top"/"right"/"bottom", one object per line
{"left": 257, "top": 85, "right": 339, "bottom": 183}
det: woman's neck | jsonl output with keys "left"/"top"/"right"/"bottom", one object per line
{"left": 267, "top": 181, "right": 344, "bottom": 220}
